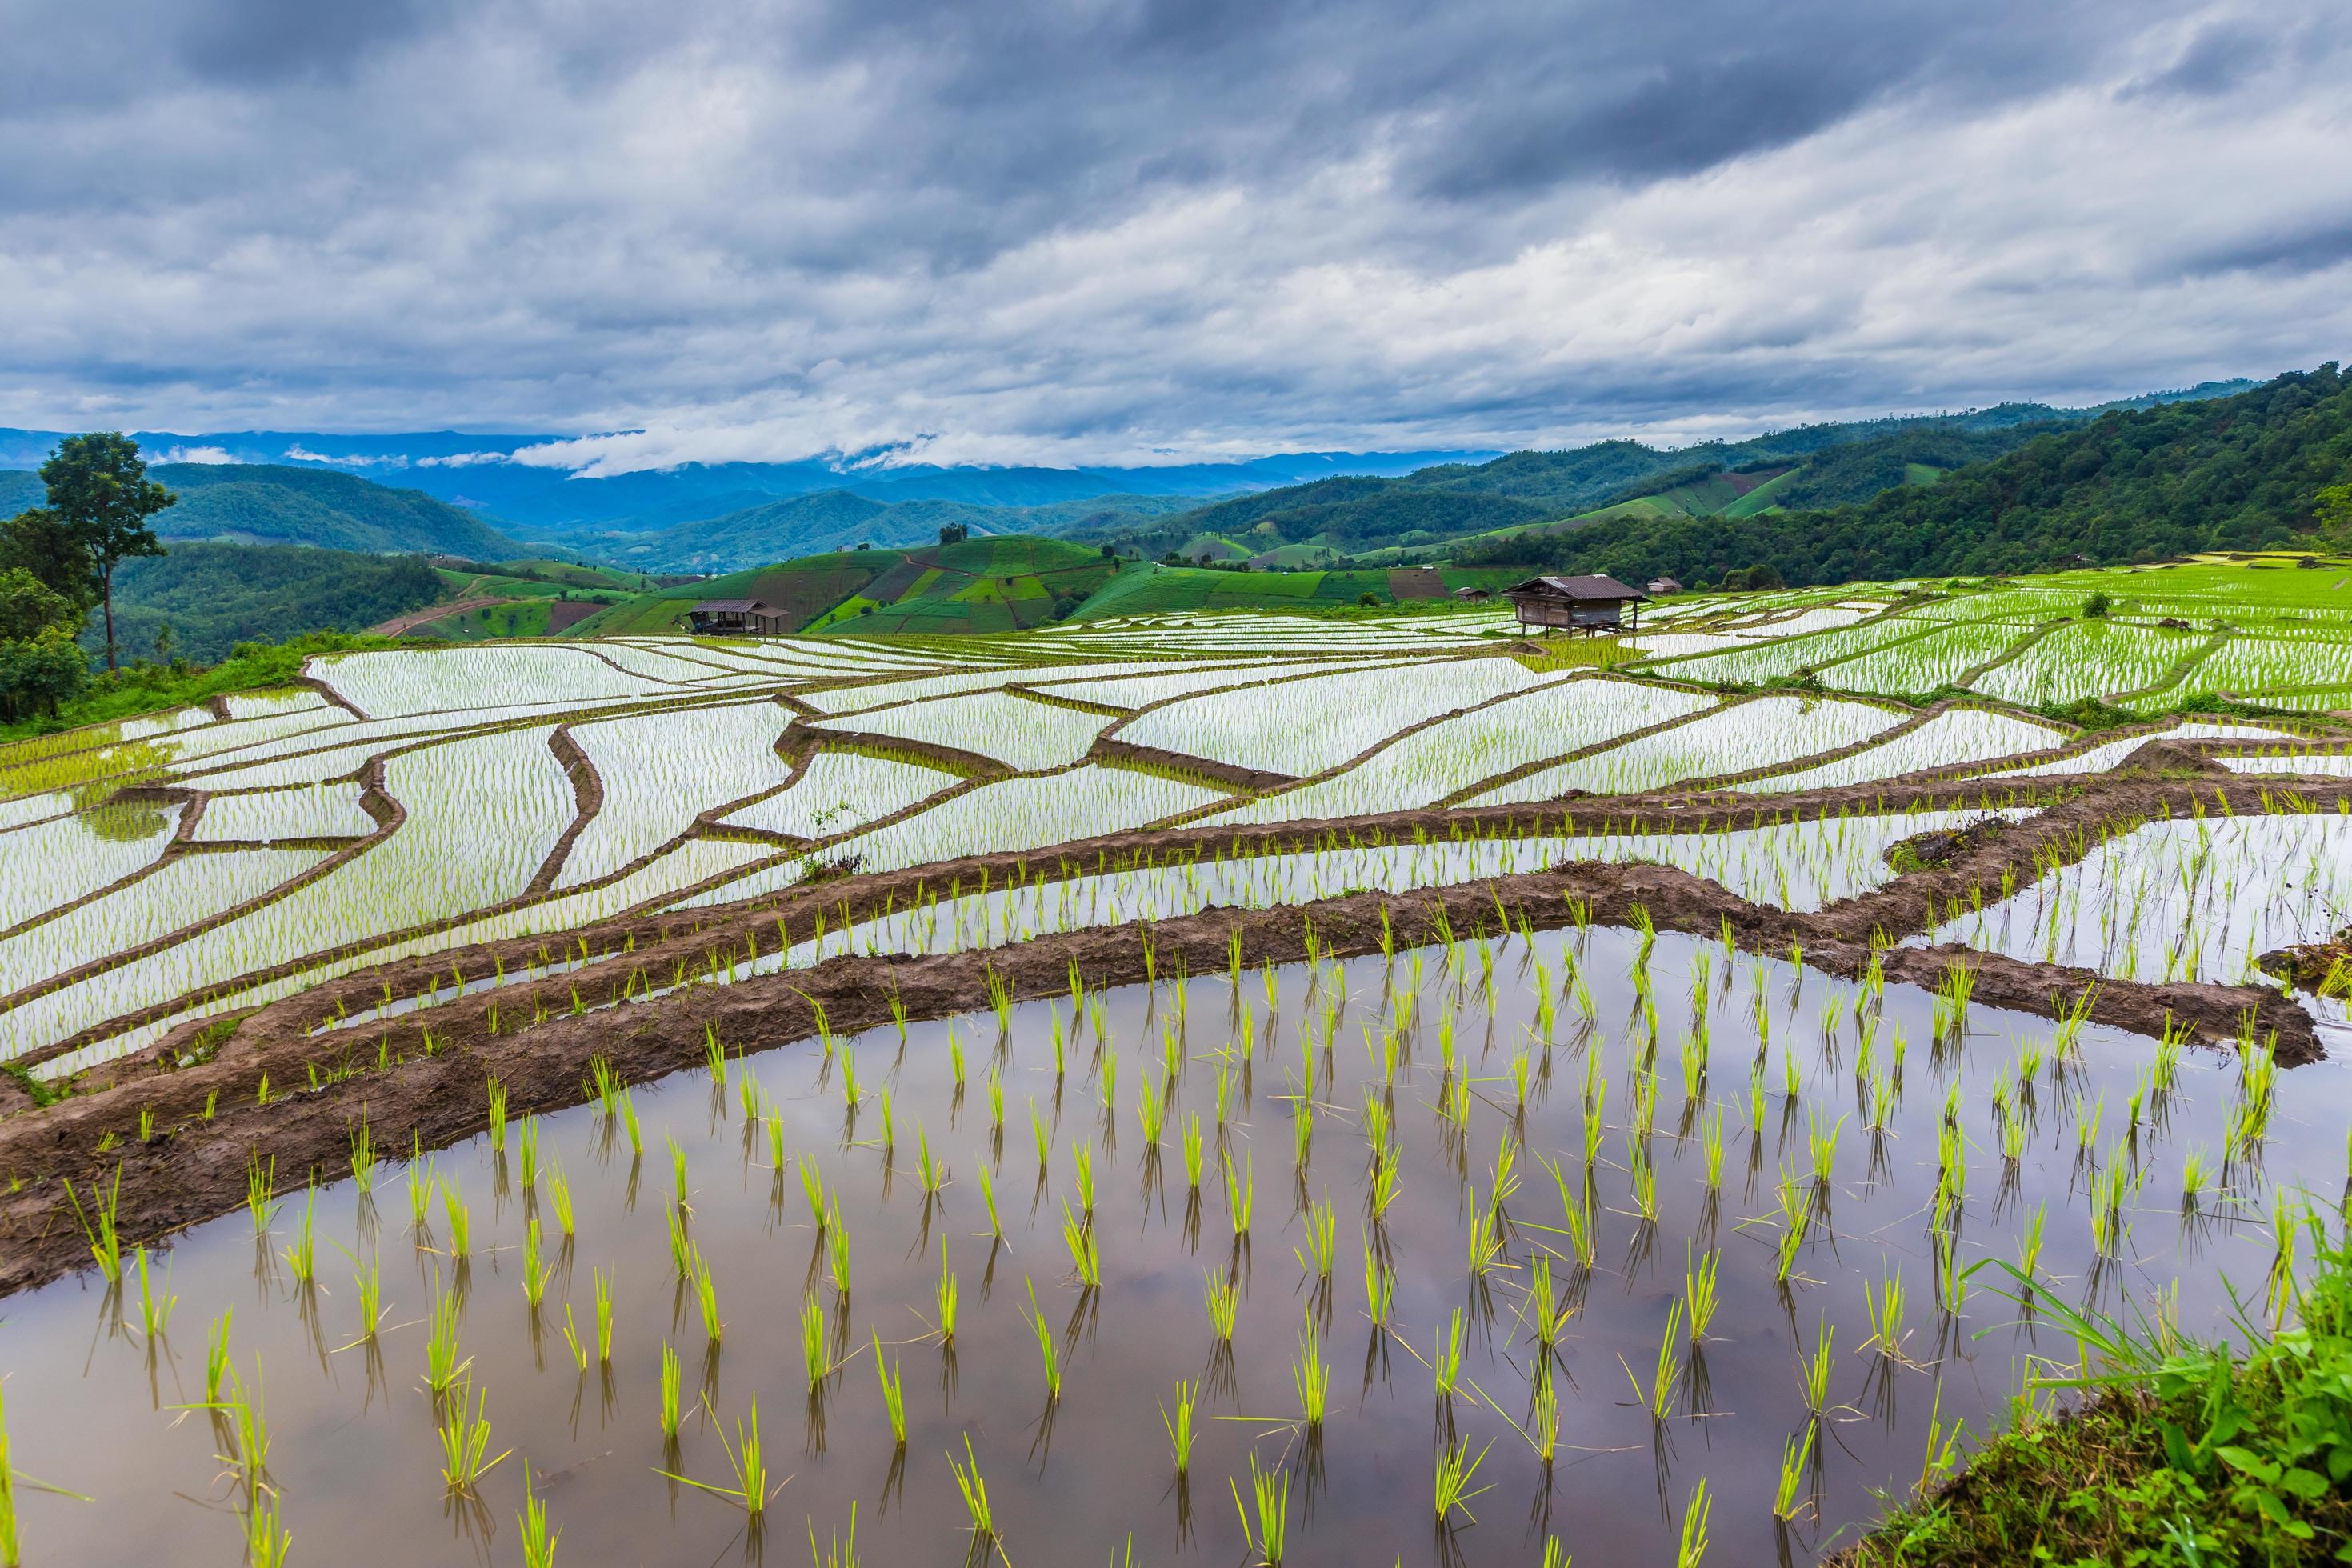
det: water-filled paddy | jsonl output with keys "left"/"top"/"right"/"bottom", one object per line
{"left": 10, "top": 926, "right": 2342, "bottom": 1565}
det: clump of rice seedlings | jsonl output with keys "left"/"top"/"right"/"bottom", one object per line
{"left": 1233, "top": 1454, "right": 1290, "bottom": 1566}
{"left": 917, "top": 1126, "right": 946, "bottom": 1197}
{"left": 1626, "top": 1301, "right": 1683, "bottom": 1418}
{"left": 545, "top": 1160, "right": 574, "bottom": 1237}
{"left": 1295, "top": 1197, "right": 1337, "bottom": 1282}
{"left": 348, "top": 1117, "right": 377, "bottom": 1195}
{"left": 517, "top": 1464, "right": 560, "bottom": 1568}
{"left": 63, "top": 1165, "right": 124, "bottom": 1286}
{"left": 810, "top": 1502, "right": 859, "bottom": 1568}
{"left": 827, "top": 1209, "right": 853, "bottom": 1298}
{"left": 948, "top": 1435, "right": 999, "bottom": 1550}
{"left": 800, "top": 1154, "right": 828, "bottom": 1232}
{"left": 839, "top": 1050, "right": 862, "bottom": 1111}
{"left": 975, "top": 1161, "right": 1002, "bottom": 1241}
{"left": 206, "top": 1311, "right": 234, "bottom": 1402}
{"left": 664, "top": 1398, "right": 775, "bottom": 1517}
{"left": 436, "top": 1179, "right": 473, "bottom": 1257}
{"left": 486, "top": 1075, "right": 509, "bottom": 1154}
{"left": 247, "top": 1153, "right": 277, "bottom": 1236}
{"left": 1182, "top": 1114, "right": 1204, "bottom": 1193}
{"left": 1025, "top": 1279, "right": 1062, "bottom": 1401}
{"left": 800, "top": 1296, "right": 830, "bottom": 1390}
{"left": 246, "top": 1490, "right": 290, "bottom": 1568}
{"left": 1135, "top": 1083, "right": 1163, "bottom": 1146}
{"left": 1678, "top": 1478, "right": 1712, "bottom": 1566}
{"left": 1773, "top": 1422, "right": 1815, "bottom": 1520}
{"left": 1205, "top": 1266, "right": 1240, "bottom": 1342}
{"left": 424, "top": 1289, "right": 470, "bottom": 1394}
{"left": 989, "top": 1070, "right": 1006, "bottom": 1135}
{"left": 2180, "top": 1146, "right": 2210, "bottom": 1212}
{"left": 134, "top": 1246, "right": 177, "bottom": 1341}
{"left": 692, "top": 1254, "right": 722, "bottom": 1342}
{"left": 619, "top": 1090, "right": 643, "bottom": 1157}
{"left": 1683, "top": 1246, "right": 1718, "bottom": 1342}
{"left": 1063, "top": 1202, "right": 1102, "bottom": 1288}
{"left": 1798, "top": 1317, "right": 1835, "bottom": 1413}
{"left": 1224, "top": 1150, "right": 1254, "bottom": 1234}
{"left": 2018, "top": 1204, "right": 2047, "bottom": 1281}
{"left": 590, "top": 1270, "right": 614, "bottom": 1364}
{"left": 936, "top": 1244, "right": 959, "bottom": 1343}
{"left": 1431, "top": 1308, "right": 1464, "bottom": 1399}
{"left": 282, "top": 1186, "right": 319, "bottom": 1286}
{"left": 1702, "top": 1110, "right": 1725, "bottom": 1190}
{"left": 1363, "top": 1238, "right": 1396, "bottom": 1328}
{"left": 437, "top": 1383, "right": 511, "bottom": 1494}
{"left": 1030, "top": 1102, "right": 1052, "bottom": 1173}
{"left": 873, "top": 1333, "right": 907, "bottom": 1446}
{"left": 1541, "top": 1540, "right": 1567, "bottom": 1568}
{"left": 1863, "top": 1273, "right": 1906, "bottom": 1361}
{"left": 1073, "top": 1141, "right": 1097, "bottom": 1215}
{"left": 1161, "top": 1378, "right": 1197, "bottom": 1474}
{"left": 653, "top": 1342, "right": 682, "bottom": 1439}
{"left": 1433, "top": 1438, "right": 1495, "bottom": 1526}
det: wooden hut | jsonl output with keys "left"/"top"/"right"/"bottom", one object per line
{"left": 686, "top": 598, "right": 790, "bottom": 635}
{"left": 1502, "top": 574, "right": 1647, "bottom": 635}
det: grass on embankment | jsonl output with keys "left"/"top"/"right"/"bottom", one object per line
{"left": 0, "top": 630, "right": 406, "bottom": 744}
{"left": 1838, "top": 1222, "right": 2352, "bottom": 1565}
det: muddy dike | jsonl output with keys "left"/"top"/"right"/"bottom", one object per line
{"left": 0, "top": 770, "right": 2341, "bottom": 1299}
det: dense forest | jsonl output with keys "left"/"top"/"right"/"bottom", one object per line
{"left": 1460, "top": 364, "right": 2352, "bottom": 585}
{"left": 92, "top": 542, "right": 446, "bottom": 664}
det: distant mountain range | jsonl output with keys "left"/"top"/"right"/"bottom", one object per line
{"left": 0, "top": 376, "right": 2265, "bottom": 570}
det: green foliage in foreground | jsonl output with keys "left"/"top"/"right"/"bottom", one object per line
{"left": 1843, "top": 1225, "right": 2352, "bottom": 1566}
{"left": 0, "top": 628, "right": 406, "bottom": 742}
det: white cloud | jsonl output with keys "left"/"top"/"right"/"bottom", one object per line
{"left": 156, "top": 444, "right": 234, "bottom": 463}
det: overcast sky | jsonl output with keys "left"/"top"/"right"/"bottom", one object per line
{"left": 2, "top": 0, "right": 2346, "bottom": 473}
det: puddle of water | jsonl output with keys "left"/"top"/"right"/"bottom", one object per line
{"left": 6, "top": 927, "right": 2340, "bottom": 1565}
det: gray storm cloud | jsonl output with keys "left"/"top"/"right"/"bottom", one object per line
{"left": 0, "top": 0, "right": 2346, "bottom": 470}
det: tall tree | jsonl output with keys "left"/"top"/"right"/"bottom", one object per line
{"left": 0, "top": 506, "right": 94, "bottom": 606}
{"left": 0, "top": 567, "right": 89, "bottom": 724}
{"left": 40, "top": 432, "right": 174, "bottom": 671}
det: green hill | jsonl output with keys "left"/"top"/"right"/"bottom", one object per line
{"left": 114, "top": 464, "right": 527, "bottom": 556}
{"left": 90, "top": 542, "right": 446, "bottom": 664}
{"left": 1462, "top": 362, "right": 2352, "bottom": 586}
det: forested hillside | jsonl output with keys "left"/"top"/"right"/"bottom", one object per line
{"left": 1102, "top": 386, "right": 2254, "bottom": 562}
{"left": 93, "top": 542, "right": 446, "bottom": 663}
{"left": 1466, "top": 363, "right": 2352, "bottom": 585}
{"left": 2, "top": 462, "right": 522, "bottom": 557}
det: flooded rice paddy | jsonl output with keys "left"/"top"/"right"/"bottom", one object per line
{"left": 9, "top": 923, "right": 2346, "bottom": 1565}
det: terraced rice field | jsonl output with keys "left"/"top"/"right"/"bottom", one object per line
{"left": 3, "top": 556, "right": 2351, "bottom": 1566}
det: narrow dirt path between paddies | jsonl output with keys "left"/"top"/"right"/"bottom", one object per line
{"left": 0, "top": 762, "right": 2344, "bottom": 1298}
{"left": 368, "top": 595, "right": 520, "bottom": 636}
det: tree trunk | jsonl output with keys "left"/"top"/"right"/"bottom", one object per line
{"left": 101, "top": 565, "right": 117, "bottom": 673}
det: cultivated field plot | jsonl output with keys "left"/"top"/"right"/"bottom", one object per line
{"left": 5, "top": 560, "right": 2352, "bottom": 1566}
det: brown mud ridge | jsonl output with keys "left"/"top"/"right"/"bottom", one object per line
{"left": 0, "top": 769, "right": 2343, "bottom": 1299}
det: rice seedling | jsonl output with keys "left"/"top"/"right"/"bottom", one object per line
{"left": 1684, "top": 1246, "right": 1719, "bottom": 1342}
{"left": 1205, "top": 1266, "right": 1240, "bottom": 1342}
{"left": 1295, "top": 1196, "right": 1337, "bottom": 1281}
{"left": 1182, "top": 1114, "right": 1204, "bottom": 1192}
{"left": 1025, "top": 1278, "right": 1062, "bottom": 1401}
{"left": 1678, "top": 1478, "right": 1712, "bottom": 1566}
{"left": 692, "top": 1254, "right": 722, "bottom": 1342}
{"left": 873, "top": 1333, "right": 906, "bottom": 1445}
{"left": 1773, "top": 1422, "right": 1816, "bottom": 1520}
{"left": 1799, "top": 1317, "right": 1835, "bottom": 1413}
{"left": 1063, "top": 1202, "right": 1103, "bottom": 1287}
{"left": 936, "top": 1243, "right": 960, "bottom": 1343}
{"left": 246, "top": 1153, "right": 276, "bottom": 1236}
{"left": 1224, "top": 1149, "right": 1255, "bottom": 1233}
{"left": 486, "top": 1074, "right": 508, "bottom": 1154}
{"left": 662, "top": 1398, "right": 775, "bottom": 1517}
{"left": 1864, "top": 1272, "right": 1907, "bottom": 1361}
{"left": 1625, "top": 1301, "right": 1684, "bottom": 1418}
{"left": 134, "top": 1246, "right": 176, "bottom": 1340}
{"left": 1432, "top": 1438, "right": 1495, "bottom": 1526}
{"left": 1233, "top": 1454, "right": 1290, "bottom": 1566}
{"left": 810, "top": 1502, "right": 859, "bottom": 1568}
{"left": 619, "top": 1090, "right": 643, "bottom": 1156}
{"left": 1431, "top": 1308, "right": 1464, "bottom": 1399}
{"left": 1073, "top": 1140, "right": 1097, "bottom": 1214}
{"left": 517, "top": 1464, "right": 561, "bottom": 1568}
{"left": 948, "top": 1435, "right": 999, "bottom": 1550}
{"left": 436, "top": 1382, "right": 511, "bottom": 1494}
{"left": 423, "top": 1288, "right": 470, "bottom": 1394}
{"left": 206, "top": 1310, "right": 234, "bottom": 1402}
{"left": 283, "top": 1186, "right": 318, "bottom": 1286}
{"left": 1161, "top": 1378, "right": 1197, "bottom": 1474}
{"left": 828, "top": 1208, "right": 853, "bottom": 1298}
{"left": 62, "top": 1165, "right": 123, "bottom": 1286}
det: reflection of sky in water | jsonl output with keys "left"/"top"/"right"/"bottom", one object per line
{"left": 6, "top": 928, "right": 2342, "bottom": 1566}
